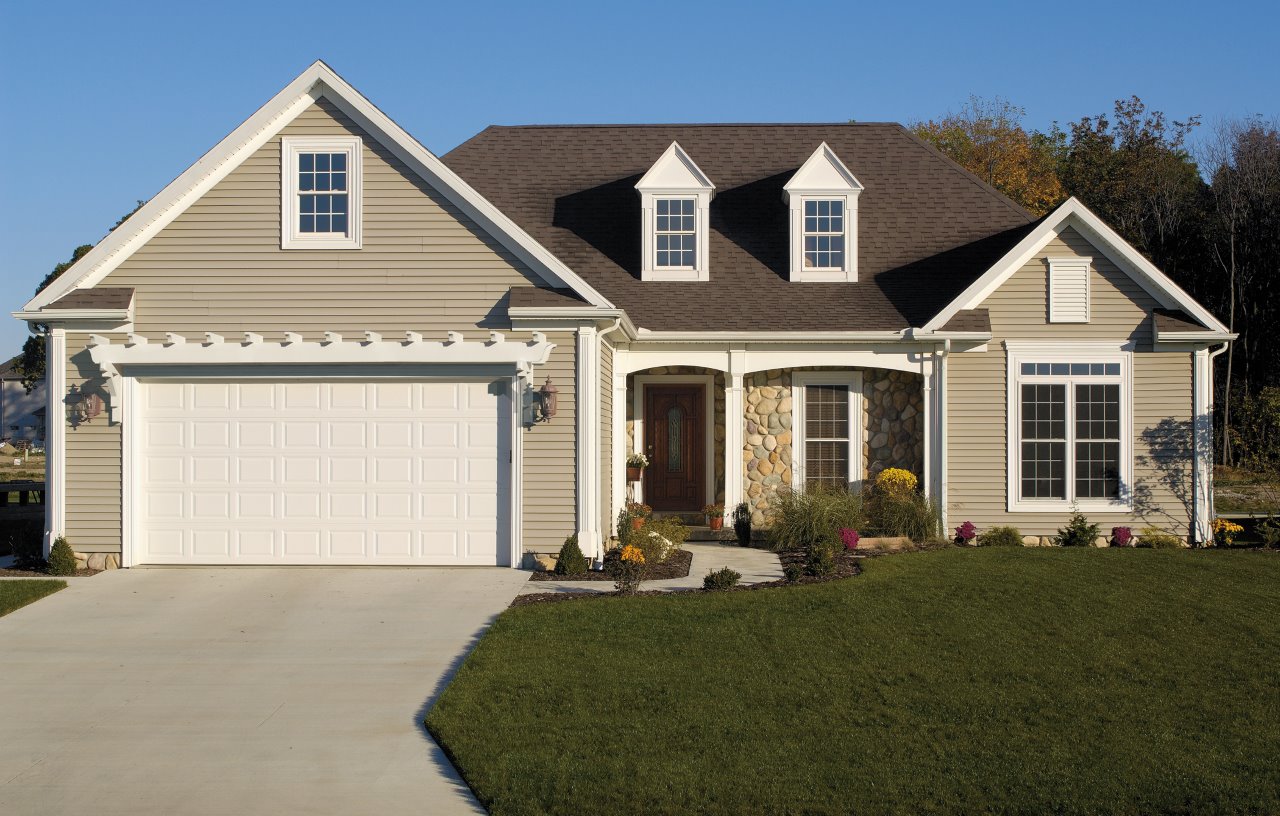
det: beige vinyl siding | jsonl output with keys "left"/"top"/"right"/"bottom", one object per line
{"left": 64, "top": 98, "right": 576, "bottom": 555}
{"left": 600, "top": 337, "right": 614, "bottom": 536}
{"left": 523, "top": 335, "right": 578, "bottom": 550}
{"left": 63, "top": 334, "right": 123, "bottom": 553}
{"left": 947, "top": 227, "right": 1194, "bottom": 536}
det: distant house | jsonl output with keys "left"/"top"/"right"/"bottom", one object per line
{"left": 0, "top": 356, "right": 45, "bottom": 446}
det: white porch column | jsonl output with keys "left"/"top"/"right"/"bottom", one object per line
{"left": 45, "top": 328, "right": 66, "bottom": 554}
{"left": 610, "top": 352, "right": 628, "bottom": 539}
{"left": 724, "top": 349, "right": 746, "bottom": 513}
{"left": 1192, "top": 348, "right": 1213, "bottom": 544}
{"left": 575, "top": 325, "right": 602, "bottom": 559}
{"left": 936, "top": 344, "right": 949, "bottom": 534}
{"left": 921, "top": 349, "right": 941, "bottom": 511}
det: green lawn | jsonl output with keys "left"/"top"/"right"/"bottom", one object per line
{"left": 0, "top": 580, "right": 65, "bottom": 617}
{"left": 427, "top": 548, "right": 1280, "bottom": 815}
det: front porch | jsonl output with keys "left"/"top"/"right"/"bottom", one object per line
{"left": 606, "top": 339, "right": 944, "bottom": 536}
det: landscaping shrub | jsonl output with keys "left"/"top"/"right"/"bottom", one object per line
{"left": 1211, "top": 518, "right": 1244, "bottom": 547}
{"left": 839, "top": 527, "right": 860, "bottom": 551}
{"left": 637, "top": 516, "right": 687, "bottom": 565}
{"left": 866, "top": 489, "right": 939, "bottom": 541}
{"left": 3, "top": 518, "right": 44, "bottom": 570}
{"left": 954, "top": 520, "right": 977, "bottom": 546}
{"left": 782, "top": 563, "right": 803, "bottom": 583}
{"left": 47, "top": 536, "right": 76, "bottom": 576}
{"left": 1259, "top": 513, "right": 1280, "bottom": 548}
{"left": 769, "top": 485, "right": 865, "bottom": 553}
{"left": 874, "top": 467, "right": 918, "bottom": 495}
{"left": 977, "top": 526, "right": 1024, "bottom": 547}
{"left": 1138, "top": 526, "right": 1185, "bottom": 549}
{"left": 732, "top": 502, "right": 752, "bottom": 547}
{"left": 1056, "top": 506, "right": 1100, "bottom": 547}
{"left": 553, "top": 535, "right": 588, "bottom": 576}
{"left": 609, "top": 545, "right": 646, "bottom": 594}
{"left": 616, "top": 507, "right": 634, "bottom": 548}
{"left": 1111, "top": 526, "right": 1135, "bottom": 547}
{"left": 703, "top": 567, "right": 741, "bottom": 591}
{"left": 804, "top": 540, "right": 836, "bottom": 578}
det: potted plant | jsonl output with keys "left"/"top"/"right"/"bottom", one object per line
{"left": 702, "top": 503, "right": 725, "bottom": 531}
{"left": 626, "top": 502, "right": 652, "bottom": 530}
{"left": 626, "top": 452, "right": 649, "bottom": 482}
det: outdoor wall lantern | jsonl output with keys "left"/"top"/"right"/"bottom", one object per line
{"left": 65, "top": 385, "right": 103, "bottom": 428}
{"left": 534, "top": 376, "right": 559, "bottom": 423}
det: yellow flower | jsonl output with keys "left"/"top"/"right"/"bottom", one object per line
{"left": 875, "top": 468, "right": 918, "bottom": 495}
{"left": 620, "top": 545, "right": 646, "bottom": 564}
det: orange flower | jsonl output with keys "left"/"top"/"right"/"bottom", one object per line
{"left": 619, "top": 545, "right": 646, "bottom": 564}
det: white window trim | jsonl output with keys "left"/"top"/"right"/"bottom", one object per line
{"left": 789, "top": 194, "right": 858, "bottom": 282}
{"left": 792, "top": 371, "right": 864, "bottom": 491}
{"left": 1048, "top": 256, "right": 1092, "bottom": 323}
{"left": 639, "top": 190, "right": 711, "bottom": 281}
{"left": 281, "top": 136, "right": 363, "bottom": 250}
{"left": 1005, "top": 342, "right": 1134, "bottom": 513}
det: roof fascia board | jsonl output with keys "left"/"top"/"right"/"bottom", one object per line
{"left": 13, "top": 309, "right": 131, "bottom": 322}
{"left": 922, "top": 198, "right": 1229, "bottom": 334}
{"left": 24, "top": 61, "right": 612, "bottom": 312}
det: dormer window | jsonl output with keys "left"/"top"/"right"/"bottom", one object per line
{"left": 281, "top": 136, "right": 363, "bottom": 249}
{"left": 636, "top": 142, "right": 714, "bottom": 281}
{"left": 784, "top": 143, "right": 863, "bottom": 282}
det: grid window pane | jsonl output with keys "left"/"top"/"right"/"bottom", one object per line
{"left": 297, "top": 152, "right": 351, "bottom": 235}
{"left": 655, "top": 198, "right": 696, "bottom": 267}
{"left": 803, "top": 383, "right": 850, "bottom": 488}
{"left": 1074, "top": 384, "right": 1121, "bottom": 498}
{"left": 1020, "top": 383, "right": 1067, "bottom": 499}
{"left": 805, "top": 441, "right": 848, "bottom": 487}
{"left": 803, "top": 198, "right": 846, "bottom": 269}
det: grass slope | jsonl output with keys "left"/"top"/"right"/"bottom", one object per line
{"left": 428, "top": 549, "right": 1280, "bottom": 816}
{"left": 0, "top": 580, "right": 65, "bottom": 617}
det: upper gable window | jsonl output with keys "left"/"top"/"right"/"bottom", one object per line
{"left": 281, "top": 136, "right": 363, "bottom": 249}
{"left": 635, "top": 142, "right": 714, "bottom": 281}
{"left": 784, "top": 143, "right": 862, "bottom": 282}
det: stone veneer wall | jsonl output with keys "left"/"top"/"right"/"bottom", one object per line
{"left": 625, "top": 366, "right": 922, "bottom": 527}
{"left": 744, "top": 367, "right": 924, "bottom": 526}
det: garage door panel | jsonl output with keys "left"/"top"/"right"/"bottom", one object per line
{"left": 138, "top": 379, "right": 508, "bottom": 565}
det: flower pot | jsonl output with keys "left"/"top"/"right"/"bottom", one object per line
{"left": 631, "top": 517, "right": 644, "bottom": 530}
{"left": 626, "top": 466, "right": 643, "bottom": 482}
{"left": 708, "top": 517, "right": 723, "bottom": 531}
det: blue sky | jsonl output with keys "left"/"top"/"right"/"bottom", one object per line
{"left": 2, "top": 0, "right": 1276, "bottom": 355}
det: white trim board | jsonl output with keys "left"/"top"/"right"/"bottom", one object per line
{"left": 22, "top": 61, "right": 611, "bottom": 313}
{"left": 923, "top": 197, "right": 1230, "bottom": 335}
{"left": 630, "top": 374, "right": 716, "bottom": 511}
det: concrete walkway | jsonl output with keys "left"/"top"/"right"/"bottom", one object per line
{"left": 0, "top": 567, "right": 528, "bottom": 815}
{"left": 518, "top": 542, "right": 783, "bottom": 595}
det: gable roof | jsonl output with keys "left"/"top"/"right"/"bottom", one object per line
{"left": 443, "top": 123, "right": 1036, "bottom": 331}
{"left": 635, "top": 142, "right": 715, "bottom": 192}
{"left": 20, "top": 61, "right": 612, "bottom": 314}
{"left": 923, "top": 197, "right": 1232, "bottom": 335}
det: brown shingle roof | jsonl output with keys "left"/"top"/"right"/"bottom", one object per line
{"left": 443, "top": 124, "right": 1036, "bottom": 331}
{"left": 46, "top": 287, "right": 134, "bottom": 310}
{"left": 1153, "top": 308, "right": 1208, "bottom": 334}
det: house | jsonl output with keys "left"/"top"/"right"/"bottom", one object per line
{"left": 0, "top": 356, "right": 46, "bottom": 446}
{"left": 12, "top": 62, "right": 1233, "bottom": 568}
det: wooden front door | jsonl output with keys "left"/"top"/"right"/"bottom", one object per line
{"left": 643, "top": 384, "right": 705, "bottom": 511}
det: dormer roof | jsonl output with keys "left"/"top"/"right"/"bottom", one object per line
{"left": 783, "top": 142, "right": 863, "bottom": 199}
{"left": 634, "top": 142, "right": 715, "bottom": 194}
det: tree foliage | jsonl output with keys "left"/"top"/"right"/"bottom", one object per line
{"left": 913, "top": 96, "right": 1065, "bottom": 215}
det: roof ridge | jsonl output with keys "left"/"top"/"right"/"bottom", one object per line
{"left": 481, "top": 122, "right": 902, "bottom": 130}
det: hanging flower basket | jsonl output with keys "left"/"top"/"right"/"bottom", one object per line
{"left": 626, "top": 453, "right": 649, "bottom": 482}
{"left": 627, "top": 466, "right": 643, "bottom": 482}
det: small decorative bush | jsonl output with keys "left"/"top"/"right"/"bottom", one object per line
{"left": 804, "top": 541, "right": 836, "bottom": 578}
{"left": 615, "top": 506, "right": 634, "bottom": 548}
{"left": 47, "top": 536, "right": 76, "bottom": 576}
{"left": 770, "top": 485, "right": 865, "bottom": 553}
{"left": 866, "top": 490, "right": 939, "bottom": 542}
{"left": 553, "top": 534, "right": 588, "bottom": 576}
{"left": 1259, "top": 513, "right": 1280, "bottom": 548}
{"left": 1138, "top": 526, "right": 1185, "bottom": 549}
{"left": 874, "top": 467, "right": 918, "bottom": 496}
{"left": 702, "top": 503, "right": 724, "bottom": 519}
{"left": 1056, "top": 506, "right": 1100, "bottom": 547}
{"left": 1211, "top": 518, "right": 1244, "bottom": 547}
{"left": 954, "top": 520, "right": 977, "bottom": 546}
{"left": 1111, "top": 526, "right": 1134, "bottom": 547}
{"left": 625, "top": 452, "right": 650, "bottom": 468}
{"left": 783, "top": 563, "right": 803, "bottom": 583}
{"left": 839, "top": 527, "right": 860, "bottom": 551}
{"left": 626, "top": 501, "right": 652, "bottom": 520}
{"left": 610, "top": 545, "right": 646, "bottom": 594}
{"left": 977, "top": 526, "right": 1024, "bottom": 547}
{"left": 732, "top": 502, "right": 752, "bottom": 547}
{"left": 630, "top": 516, "right": 687, "bottom": 566}
{"left": 703, "top": 567, "right": 741, "bottom": 591}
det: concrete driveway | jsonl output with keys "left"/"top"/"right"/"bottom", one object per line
{"left": 0, "top": 567, "right": 528, "bottom": 815}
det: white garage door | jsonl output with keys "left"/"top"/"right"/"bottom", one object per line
{"left": 137, "top": 379, "right": 510, "bottom": 565}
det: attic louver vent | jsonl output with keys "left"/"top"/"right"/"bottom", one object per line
{"left": 1049, "top": 258, "right": 1091, "bottom": 323}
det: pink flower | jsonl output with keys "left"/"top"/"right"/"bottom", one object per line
{"left": 955, "top": 521, "right": 977, "bottom": 543}
{"left": 1111, "top": 526, "right": 1133, "bottom": 547}
{"left": 839, "top": 528, "right": 860, "bottom": 551}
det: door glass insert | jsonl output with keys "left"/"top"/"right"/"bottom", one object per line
{"left": 667, "top": 405, "right": 684, "bottom": 471}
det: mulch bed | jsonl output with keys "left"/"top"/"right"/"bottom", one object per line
{"left": 0, "top": 566, "right": 100, "bottom": 578}
{"left": 529, "top": 548, "right": 693, "bottom": 582}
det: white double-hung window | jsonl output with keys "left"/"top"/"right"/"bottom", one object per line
{"left": 635, "top": 142, "right": 714, "bottom": 281}
{"left": 654, "top": 198, "right": 697, "bottom": 269}
{"left": 793, "top": 372, "right": 863, "bottom": 491}
{"left": 1007, "top": 344, "right": 1132, "bottom": 511}
{"left": 281, "top": 136, "right": 363, "bottom": 249}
